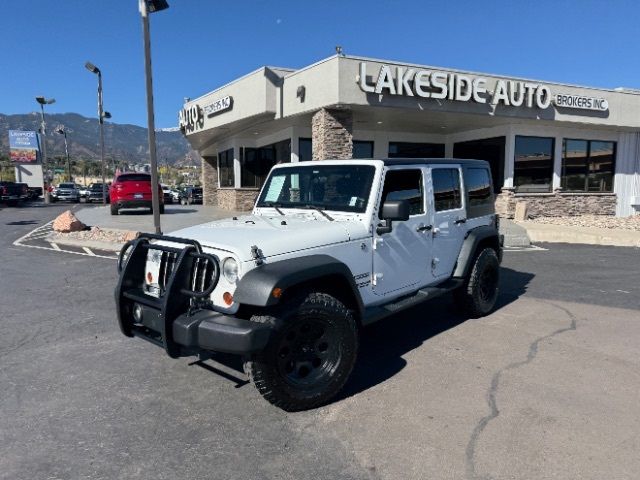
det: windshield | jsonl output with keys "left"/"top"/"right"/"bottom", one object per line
{"left": 256, "top": 164, "right": 375, "bottom": 213}
{"left": 59, "top": 183, "right": 75, "bottom": 189}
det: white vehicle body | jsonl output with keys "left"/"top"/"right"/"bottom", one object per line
{"left": 145, "top": 159, "right": 494, "bottom": 314}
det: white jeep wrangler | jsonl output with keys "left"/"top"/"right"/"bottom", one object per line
{"left": 116, "top": 159, "right": 502, "bottom": 411}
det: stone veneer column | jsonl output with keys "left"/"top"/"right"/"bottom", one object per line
{"left": 311, "top": 108, "right": 353, "bottom": 160}
{"left": 201, "top": 155, "right": 218, "bottom": 206}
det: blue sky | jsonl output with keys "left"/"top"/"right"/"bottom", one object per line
{"left": 1, "top": 0, "right": 639, "bottom": 128}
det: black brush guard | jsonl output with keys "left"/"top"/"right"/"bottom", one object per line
{"left": 115, "top": 233, "right": 271, "bottom": 358}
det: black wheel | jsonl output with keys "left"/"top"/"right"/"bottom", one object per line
{"left": 159, "top": 204, "right": 165, "bottom": 214}
{"left": 244, "top": 292, "right": 359, "bottom": 411}
{"left": 454, "top": 248, "right": 500, "bottom": 318}
{"left": 110, "top": 204, "right": 118, "bottom": 216}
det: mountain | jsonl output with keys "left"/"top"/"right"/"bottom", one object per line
{"left": 0, "top": 112, "right": 196, "bottom": 166}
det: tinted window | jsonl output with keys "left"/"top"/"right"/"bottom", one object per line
{"left": 59, "top": 183, "right": 76, "bottom": 188}
{"left": 218, "top": 149, "right": 234, "bottom": 187}
{"left": 353, "top": 140, "right": 374, "bottom": 159}
{"left": 432, "top": 168, "right": 462, "bottom": 211}
{"left": 388, "top": 142, "right": 445, "bottom": 158}
{"left": 118, "top": 174, "right": 151, "bottom": 182}
{"left": 241, "top": 139, "right": 291, "bottom": 188}
{"left": 299, "top": 138, "right": 313, "bottom": 161}
{"left": 379, "top": 169, "right": 424, "bottom": 217}
{"left": 465, "top": 168, "right": 492, "bottom": 206}
{"left": 562, "top": 139, "right": 615, "bottom": 192}
{"left": 514, "top": 136, "right": 554, "bottom": 193}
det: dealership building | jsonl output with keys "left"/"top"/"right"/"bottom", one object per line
{"left": 179, "top": 54, "right": 640, "bottom": 217}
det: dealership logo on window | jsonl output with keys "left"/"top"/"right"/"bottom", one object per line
{"left": 203, "top": 96, "right": 233, "bottom": 117}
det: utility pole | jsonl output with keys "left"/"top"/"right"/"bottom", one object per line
{"left": 139, "top": 0, "right": 169, "bottom": 234}
{"left": 35, "top": 96, "right": 55, "bottom": 203}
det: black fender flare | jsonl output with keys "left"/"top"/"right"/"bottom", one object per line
{"left": 234, "top": 254, "right": 365, "bottom": 316}
{"left": 452, "top": 225, "right": 502, "bottom": 279}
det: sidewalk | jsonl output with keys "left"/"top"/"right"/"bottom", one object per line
{"left": 518, "top": 221, "right": 640, "bottom": 247}
{"left": 75, "top": 204, "right": 240, "bottom": 233}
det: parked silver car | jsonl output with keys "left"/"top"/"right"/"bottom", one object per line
{"left": 52, "top": 182, "right": 80, "bottom": 203}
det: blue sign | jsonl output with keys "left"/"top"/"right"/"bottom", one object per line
{"left": 9, "top": 130, "right": 40, "bottom": 163}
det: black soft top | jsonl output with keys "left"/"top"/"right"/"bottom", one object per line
{"left": 382, "top": 158, "right": 490, "bottom": 168}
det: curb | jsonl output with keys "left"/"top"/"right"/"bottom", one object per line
{"left": 517, "top": 222, "right": 640, "bottom": 248}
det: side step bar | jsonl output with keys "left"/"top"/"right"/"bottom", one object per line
{"left": 362, "top": 279, "right": 463, "bottom": 325}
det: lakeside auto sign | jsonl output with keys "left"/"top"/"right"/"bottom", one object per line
{"left": 8, "top": 130, "right": 40, "bottom": 163}
{"left": 357, "top": 62, "right": 609, "bottom": 112}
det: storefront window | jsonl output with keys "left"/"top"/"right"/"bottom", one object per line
{"left": 388, "top": 142, "right": 445, "bottom": 158}
{"left": 299, "top": 138, "right": 313, "bottom": 161}
{"left": 562, "top": 139, "right": 615, "bottom": 192}
{"left": 241, "top": 139, "right": 291, "bottom": 188}
{"left": 218, "top": 148, "right": 234, "bottom": 187}
{"left": 513, "top": 136, "right": 554, "bottom": 193}
{"left": 353, "top": 140, "right": 374, "bottom": 159}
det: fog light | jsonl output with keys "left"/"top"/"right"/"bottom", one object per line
{"left": 223, "top": 292, "right": 233, "bottom": 306}
{"left": 133, "top": 304, "right": 143, "bottom": 322}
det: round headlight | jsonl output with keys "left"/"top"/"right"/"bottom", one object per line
{"left": 222, "top": 257, "right": 238, "bottom": 283}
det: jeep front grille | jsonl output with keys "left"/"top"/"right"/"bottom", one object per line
{"left": 157, "top": 250, "right": 218, "bottom": 296}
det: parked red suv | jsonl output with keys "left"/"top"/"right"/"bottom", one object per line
{"left": 109, "top": 172, "right": 164, "bottom": 216}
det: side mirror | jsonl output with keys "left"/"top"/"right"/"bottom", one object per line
{"left": 376, "top": 199, "right": 410, "bottom": 235}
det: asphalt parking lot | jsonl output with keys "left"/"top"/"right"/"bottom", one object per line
{"left": 1, "top": 204, "right": 639, "bottom": 480}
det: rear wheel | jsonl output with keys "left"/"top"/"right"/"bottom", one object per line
{"left": 159, "top": 204, "right": 165, "bottom": 214}
{"left": 244, "top": 292, "right": 358, "bottom": 411}
{"left": 454, "top": 247, "right": 500, "bottom": 318}
{"left": 110, "top": 204, "right": 118, "bottom": 216}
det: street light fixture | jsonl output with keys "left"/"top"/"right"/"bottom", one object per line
{"left": 84, "top": 61, "right": 108, "bottom": 204}
{"left": 35, "top": 96, "right": 56, "bottom": 203}
{"left": 55, "top": 126, "right": 71, "bottom": 182}
{"left": 139, "top": 0, "right": 169, "bottom": 234}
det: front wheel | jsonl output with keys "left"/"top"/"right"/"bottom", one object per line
{"left": 110, "top": 204, "right": 118, "bottom": 216}
{"left": 454, "top": 248, "right": 500, "bottom": 318}
{"left": 244, "top": 292, "right": 359, "bottom": 411}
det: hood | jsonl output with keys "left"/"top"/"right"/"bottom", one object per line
{"left": 167, "top": 214, "right": 370, "bottom": 262}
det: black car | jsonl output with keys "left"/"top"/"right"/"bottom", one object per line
{"left": 179, "top": 187, "right": 203, "bottom": 205}
{"left": 86, "top": 183, "right": 110, "bottom": 203}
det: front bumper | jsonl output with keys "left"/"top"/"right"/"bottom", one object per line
{"left": 115, "top": 233, "right": 272, "bottom": 357}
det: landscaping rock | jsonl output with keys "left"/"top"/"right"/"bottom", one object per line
{"left": 52, "top": 210, "right": 86, "bottom": 233}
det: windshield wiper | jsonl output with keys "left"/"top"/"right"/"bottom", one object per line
{"left": 302, "top": 204, "right": 334, "bottom": 221}
{"left": 261, "top": 201, "right": 285, "bottom": 215}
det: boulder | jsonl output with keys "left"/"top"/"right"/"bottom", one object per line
{"left": 52, "top": 210, "right": 86, "bottom": 233}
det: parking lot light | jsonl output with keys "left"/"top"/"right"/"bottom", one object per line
{"left": 85, "top": 61, "right": 107, "bottom": 204}
{"left": 35, "top": 96, "right": 56, "bottom": 203}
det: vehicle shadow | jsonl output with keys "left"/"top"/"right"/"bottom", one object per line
{"left": 190, "top": 267, "right": 534, "bottom": 405}
{"left": 336, "top": 267, "right": 534, "bottom": 402}
{"left": 5, "top": 220, "right": 39, "bottom": 225}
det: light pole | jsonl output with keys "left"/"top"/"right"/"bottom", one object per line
{"left": 140, "top": 0, "right": 169, "bottom": 234}
{"left": 35, "top": 96, "right": 55, "bottom": 203}
{"left": 55, "top": 126, "right": 71, "bottom": 181}
{"left": 84, "top": 61, "right": 110, "bottom": 204}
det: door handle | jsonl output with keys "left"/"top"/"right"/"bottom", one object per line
{"left": 454, "top": 218, "right": 467, "bottom": 225}
{"left": 416, "top": 224, "right": 433, "bottom": 232}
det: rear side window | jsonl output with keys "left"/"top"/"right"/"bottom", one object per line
{"left": 379, "top": 169, "right": 424, "bottom": 217}
{"left": 118, "top": 174, "right": 151, "bottom": 182}
{"left": 432, "top": 168, "right": 462, "bottom": 211}
{"left": 465, "top": 168, "right": 492, "bottom": 206}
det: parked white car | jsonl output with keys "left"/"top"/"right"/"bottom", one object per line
{"left": 115, "top": 159, "right": 502, "bottom": 411}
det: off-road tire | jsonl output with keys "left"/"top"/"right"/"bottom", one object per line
{"left": 110, "top": 204, "right": 118, "bottom": 216}
{"left": 243, "top": 292, "right": 359, "bottom": 412}
{"left": 454, "top": 247, "right": 500, "bottom": 318}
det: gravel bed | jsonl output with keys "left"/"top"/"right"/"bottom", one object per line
{"left": 51, "top": 226, "right": 139, "bottom": 244}
{"left": 524, "top": 215, "right": 640, "bottom": 231}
